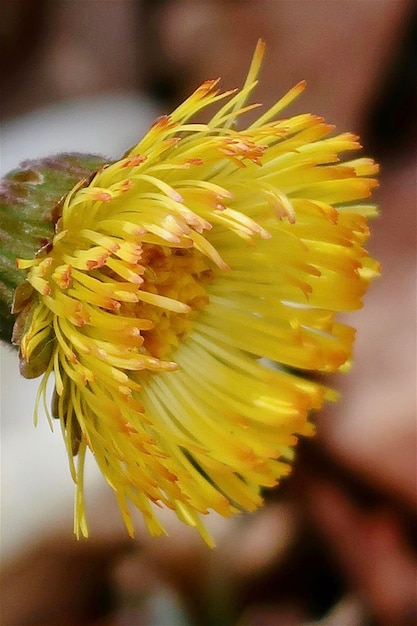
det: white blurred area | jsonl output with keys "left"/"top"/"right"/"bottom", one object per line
{"left": 0, "top": 94, "right": 160, "bottom": 561}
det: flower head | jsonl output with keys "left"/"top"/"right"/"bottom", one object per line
{"left": 14, "top": 41, "right": 379, "bottom": 545}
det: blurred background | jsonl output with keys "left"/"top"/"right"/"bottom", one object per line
{"left": 0, "top": 1, "right": 416, "bottom": 625}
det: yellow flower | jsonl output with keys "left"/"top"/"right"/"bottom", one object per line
{"left": 14, "top": 41, "right": 379, "bottom": 545}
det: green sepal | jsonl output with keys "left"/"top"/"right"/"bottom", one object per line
{"left": 0, "top": 153, "right": 107, "bottom": 342}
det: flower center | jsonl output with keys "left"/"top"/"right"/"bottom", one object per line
{"left": 122, "top": 244, "right": 214, "bottom": 360}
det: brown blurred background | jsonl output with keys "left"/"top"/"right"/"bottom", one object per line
{"left": 1, "top": 2, "right": 416, "bottom": 625}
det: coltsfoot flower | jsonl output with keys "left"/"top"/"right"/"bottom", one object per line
{"left": 13, "top": 41, "right": 379, "bottom": 545}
